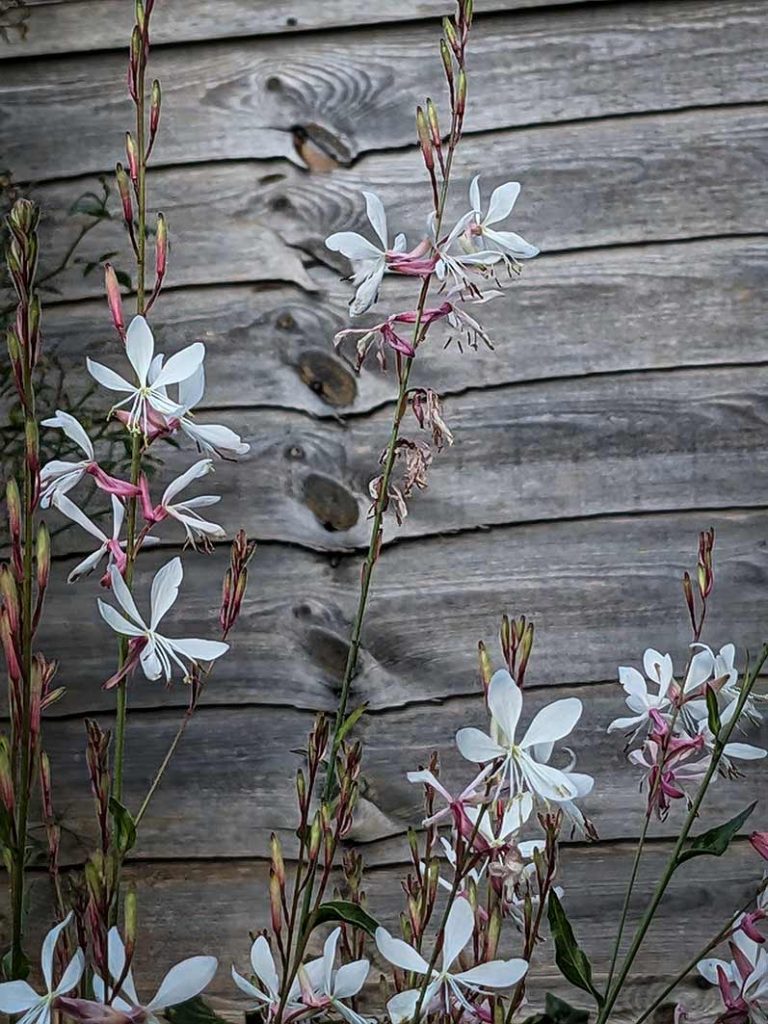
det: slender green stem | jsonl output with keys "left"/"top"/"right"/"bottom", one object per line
{"left": 605, "top": 813, "right": 650, "bottom": 992}
{"left": 598, "top": 646, "right": 768, "bottom": 1023}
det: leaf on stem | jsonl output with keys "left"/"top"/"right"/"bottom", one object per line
{"left": 705, "top": 684, "right": 721, "bottom": 738}
{"left": 677, "top": 801, "right": 757, "bottom": 865}
{"left": 547, "top": 890, "right": 603, "bottom": 1006}
{"left": 336, "top": 703, "right": 368, "bottom": 745}
{"left": 109, "top": 797, "right": 137, "bottom": 855}
{"left": 521, "top": 993, "right": 590, "bottom": 1024}
{"left": 306, "top": 899, "right": 379, "bottom": 938}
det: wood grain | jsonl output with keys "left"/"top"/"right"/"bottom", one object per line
{"left": 5, "top": 2, "right": 767, "bottom": 181}
{"left": 42, "top": 363, "right": 768, "bottom": 553}
{"left": 31, "top": 508, "right": 768, "bottom": 716}
{"left": 26, "top": 104, "right": 768, "bottom": 306}
{"left": 34, "top": 238, "right": 768, "bottom": 417}
{"left": 0, "top": 0, "right": 612, "bottom": 59}
{"left": 11, "top": 843, "right": 758, "bottom": 1020}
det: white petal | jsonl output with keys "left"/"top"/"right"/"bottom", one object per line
{"left": 231, "top": 966, "right": 266, "bottom": 1002}
{"left": 519, "top": 756, "right": 579, "bottom": 802}
{"left": 146, "top": 956, "right": 218, "bottom": 1010}
{"left": 150, "top": 557, "right": 183, "bottom": 629}
{"left": 326, "top": 231, "right": 383, "bottom": 262}
{"left": 106, "top": 929, "right": 140, "bottom": 1004}
{"left": 181, "top": 420, "right": 250, "bottom": 458}
{"left": 618, "top": 666, "right": 648, "bottom": 702}
{"left": 163, "top": 460, "right": 214, "bottom": 505}
{"left": 178, "top": 364, "right": 206, "bottom": 413}
{"left": 386, "top": 988, "right": 421, "bottom": 1024}
{"left": 98, "top": 599, "right": 144, "bottom": 639}
{"left": 454, "top": 958, "right": 527, "bottom": 989}
{"left": 697, "top": 957, "right": 733, "bottom": 985}
{"left": 684, "top": 648, "right": 715, "bottom": 693}
{"left": 125, "top": 315, "right": 155, "bottom": 385}
{"left": 724, "top": 742, "right": 766, "bottom": 760}
{"left": 52, "top": 492, "right": 107, "bottom": 543}
{"left": 250, "top": 936, "right": 279, "bottom": 997}
{"left": 322, "top": 928, "right": 341, "bottom": 996}
{"left": 350, "top": 264, "right": 385, "bottom": 317}
{"left": 86, "top": 359, "right": 133, "bottom": 393}
{"left": 566, "top": 771, "right": 595, "bottom": 798}
{"left": 41, "top": 912, "right": 73, "bottom": 990}
{"left": 484, "top": 181, "right": 521, "bottom": 225}
{"left": 154, "top": 343, "right": 205, "bottom": 388}
{"left": 456, "top": 727, "right": 505, "bottom": 764}
{"left": 520, "top": 697, "right": 582, "bottom": 749}
{"left": 333, "top": 960, "right": 369, "bottom": 1000}
{"left": 41, "top": 411, "right": 94, "bottom": 459}
{"left": 406, "top": 769, "right": 451, "bottom": 803}
{"left": 488, "top": 670, "right": 522, "bottom": 744}
{"left": 109, "top": 565, "right": 145, "bottom": 626}
{"left": 140, "top": 638, "right": 163, "bottom": 681}
{"left": 363, "top": 191, "right": 388, "bottom": 247}
{"left": 483, "top": 228, "right": 538, "bottom": 259}
{"left": 374, "top": 928, "right": 429, "bottom": 975}
{"left": 169, "top": 638, "right": 229, "bottom": 663}
{"left": 500, "top": 792, "right": 533, "bottom": 836}
{"left": 68, "top": 547, "right": 107, "bottom": 584}
{"left": 55, "top": 949, "right": 85, "bottom": 996}
{"left": 442, "top": 897, "right": 474, "bottom": 970}
{"left": 606, "top": 713, "right": 646, "bottom": 734}
{"left": 0, "top": 982, "right": 39, "bottom": 1014}
{"left": 469, "top": 175, "right": 481, "bottom": 214}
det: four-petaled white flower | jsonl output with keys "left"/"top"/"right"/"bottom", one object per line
{"left": 608, "top": 648, "right": 674, "bottom": 734}
{"left": 93, "top": 927, "right": 218, "bottom": 1023}
{"left": 170, "top": 365, "right": 251, "bottom": 459}
{"left": 465, "top": 177, "right": 539, "bottom": 263}
{"left": 87, "top": 315, "right": 204, "bottom": 435}
{"left": 375, "top": 897, "right": 527, "bottom": 1024}
{"left": 465, "top": 791, "right": 533, "bottom": 851}
{"left": 432, "top": 211, "right": 503, "bottom": 294}
{"left": 307, "top": 928, "right": 372, "bottom": 1024}
{"left": 157, "top": 459, "right": 225, "bottom": 545}
{"left": 0, "top": 912, "right": 84, "bottom": 1024}
{"left": 232, "top": 934, "right": 313, "bottom": 1017}
{"left": 456, "top": 669, "right": 583, "bottom": 803}
{"left": 698, "top": 922, "right": 768, "bottom": 1020}
{"left": 98, "top": 558, "right": 229, "bottom": 682}
{"left": 326, "top": 192, "right": 406, "bottom": 316}
{"left": 52, "top": 493, "right": 126, "bottom": 584}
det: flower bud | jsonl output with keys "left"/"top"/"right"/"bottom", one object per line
{"left": 150, "top": 79, "right": 162, "bottom": 141}
{"left": 750, "top": 831, "right": 768, "bottom": 862}
{"left": 0, "top": 565, "right": 20, "bottom": 634}
{"left": 6, "top": 478, "right": 22, "bottom": 543}
{"left": 27, "top": 294, "right": 41, "bottom": 366}
{"left": 0, "top": 609, "right": 21, "bottom": 683}
{"left": 296, "top": 767, "right": 307, "bottom": 810}
{"left": 308, "top": 812, "right": 323, "bottom": 862}
{"left": 135, "top": 0, "right": 146, "bottom": 31}
{"left": 35, "top": 523, "right": 50, "bottom": 593}
{"left": 124, "top": 888, "right": 138, "bottom": 959}
{"left": 115, "top": 163, "right": 134, "bottom": 226}
{"left": 39, "top": 748, "right": 53, "bottom": 818}
{"left": 443, "top": 16, "right": 460, "bottom": 58}
{"left": 478, "top": 640, "right": 492, "bottom": 695}
{"left": 415, "top": 106, "right": 434, "bottom": 173}
{"left": 155, "top": 212, "right": 167, "bottom": 281}
{"left": 455, "top": 68, "right": 467, "bottom": 118}
{"left": 125, "top": 132, "right": 139, "bottom": 183}
{"left": 269, "top": 870, "right": 283, "bottom": 934}
{"left": 270, "top": 832, "right": 285, "bottom": 887}
{"left": 440, "top": 39, "right": 454, "bottom": 88}
{"left": 426, "top": 99, "right": 442, "bottom": 152}
{"left": 104, "top": 263, "right": 125, "bottom": 339}
{"left": 0, "top": 736, "right": 14, "bottom": 813}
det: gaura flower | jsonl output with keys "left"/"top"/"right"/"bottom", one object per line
{"left": 432, "top": 211, "right": 502, "bottom": 295}
{"left": 0, "top": 912, "right": 84, "bottom": 1024}
{"left": 628, "top": 710, "right": 709, "bottom": 819}
{"left": 232, "top": 934, "right": 313, "bottom": 1020}
{"left": 456, "top": 669, "right": 583, "bottom": 803}
{"left": 87, "top": 315, "right": 204, "bottom": 435}
{"left": 301, "top": 928, "right": 372, "bottom": 1024}
{"left": 326, "top": 191, "right": 407, "bottom": 316}
{"left": 40, "top": 411, "right": 140, "bottom": 508}
{"left": 98, "top": 558, "right": 229, "bottom": 684}
{"left": 608, "top": 648, "right": 674, "bottom": 734}
{"left": 141, "top": 459, "right": 225, "bottom": 547}
{"left": 464, "top": 792, "right": 534, "bottom": 853}
{"left": 85, "top": 927, "right": 218, "bottom": 1024}
{"left": 407, "top": 763, "right": 496, "bottom": 834}
{"left": 168, "top": 366, "right": 250, "bottom": 459}
{"left": 375, "top": 897, "right": 527, "bottom": 1024}
{"left": 698, "top": 923, "right": 768, "bottom": 1024}
{"left": 52, "top": 493, "right": 126, "bottom": 584}
{"left": 464, "top": 177, "right": 539, "bottom": 263}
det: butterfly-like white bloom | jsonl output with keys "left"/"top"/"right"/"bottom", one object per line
{"left": 376, "top": 897, "right": 527, "bottom": 1024}
{"left": 156, "top": 459, "right": 225, "bottom": 545}
{"left": 87, "top": 315, "right": 204, "bottom": 434}
{"left": 456, "top": 669, "right": 584, "bottom": 803}
{"left": 608, "top": 648, "right": 674, "bottom": 734}
{"left": 698, "top": 921, "right": 768, "bottom": 1021}
{"left": 465, "top": 177, "right": 539, "bottom": 262}
{"left": 98, "top": 557, "right": 228, "bottom": 682}
{"left": 0, "top": 912, "right": 84, "bottom": 1024}
{"left": 306, "top": 928, "right": 372, "bottom": 1024}
{"left": 52, "top": 493, "right": 125, "bottom": 584}
{"left": 40, "top": 411, "right": 139, "bottom": 508}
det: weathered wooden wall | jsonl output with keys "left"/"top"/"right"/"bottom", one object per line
{"left": 2, "top": 0, "right": 768, "bottom": 1019}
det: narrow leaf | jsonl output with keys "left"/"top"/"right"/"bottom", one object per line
{"left": 337, "top": 703, "right": 368, "bottom": 745}
{"left": 547, "top": 890, "right": 602, "bottom": 1006}
{"left": 109, "top": 797, "right": 137, "bottom": 855}
{"left": 705, "top": 684, "right": 721, "bottom": 738}
{"left": 306, "top": 900, "right": 379, "bottom": 938}
{"left": 544, "top": 994, "right": 589, "bottom": 1024}
{"left": 677, "top": 801, "right": 757, "bottom": 865}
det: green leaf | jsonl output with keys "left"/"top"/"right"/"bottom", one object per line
{"left": 165, "top": 997, "right": 229, "bottom": 1024}
{"left": 336, "top": 703, "right": 368, "bottom": 745}
{"left": 114, "top": 269, "right": 133, "bottom": 290}
{"left": 705, "top": 684, "right": 721, "bottom": 737}
{"left": 306, "top": 900, "right": 379, "bottom": 938}
{"left": 68, "top": 192, "right": 109, "bottom": 218}
{"left": 544, "top": 994, "right": 589, "bottom": 1024}
{"left": 677, "top": 801, "right": 757, "bottom": 865}
{"left": 547, "top": 890, "right": 602, "bottom": 1006}
{"left": 109, "top": 797, "right": 137, "bottom": 855}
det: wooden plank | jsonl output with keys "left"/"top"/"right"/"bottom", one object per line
{"left": 26, "top": 105, "right": 768, "bottom": 305}
{"left": 31, "top": 509, "right": 768, "bottom": 715}
{"left": 42, "top": 363, "right": 768, "bottom": 554}
{"left": 13, "top": 843, "right": 758, "bottom": 1020}
{"left": 40, "top": 682, "right": 768, "bottom": 860}
{"left": 33, "top": 239, "right": 768, "bottom": 418}
{"left": 1, "top": 0, "right": 612, "bottom": 59}
{"left": 4, "top": 2, "right": 768, "bottom": 182}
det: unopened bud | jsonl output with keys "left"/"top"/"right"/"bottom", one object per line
{"left": 308, "top": 813, "right": 323, "bottom": 862}
{"left": 456, "top": 68, "right": 467, "bottom": 118}
{"left": 270, "top": 832, "right": 285, "bottom": 886}
{"left": 296, "top": 768, "right": 307, "bottom": 810}
{"left": 269, "top": 870, "right": 283, "bottom": 934}
{"left": 440, "top": 39, "right": 454, "bottom": 87}
{"left": 35, "top": 523, "right": 50, "bottom": 593}
{"left": 26, "top": 419, "right": 40, "bottom": 481}
{"left": 443, "top": 16, "right": 460, "bottom": 58}
{"left": 478, "top": 640, "right": 492, "bottom": 693}
{"left": 407, "top": 828, "right": 420, "bottom": 867}
{"left": 103, "top": 263, "right": 126, "bottom": 340}
{"left": 124, "top": 888, "right": 138, "bottom": 958}
{"left": 0, "top": 609, "right": 21, "bottom": 683}
{"left": 28, "top": 295, "right": 41, "bottom": 365}
{"left": 125, "top": 133, "right": 139, "bottom": 183}
{"left": 155, "top": 212, "right": 167, "bottom": 281}
{"left": 415, "top": 106, "right": 434, "bottom": 172}
{"left": 115, "top": 163, "right": 133, "bottom": 226}
{"left": 0, "top": 736, "right": 14, "bottom": 812}
{"left": 426, "top": 99, "right": 441, "bottom": 149}
{"left": 6, "top": 478, "right": 22, "bottom": 541}
{"left": 150, "top": 79, "right": 162, "bottom": 141}
{"left": 135, "top": 0, "right": 146, "bottom": 30}
{"left": 0, "top": 565, "right": 20, "bottom": 633}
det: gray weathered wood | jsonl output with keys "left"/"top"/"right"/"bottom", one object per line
{"left": 31, "top": 509, "right": 768, "bottom": 715}
{"left": 39, "top": 681, "right": 768, "bottom": 861}
{"left": 42, "top": 364, "right": 768, "bottom": 553}
{"left": 12, "top": 843, "right": 759, "bottom": 1020}
{"left": 33, "top": 238, "right": 768, "bottom": 417}
{"left": 26, "top": 105, "right": 768, "bottom": 305}
{"left": 5, "top": 2, "right": 767, "bottom": 181}
{"left": 0, "top": 0, "right": 611, "bottom": 59}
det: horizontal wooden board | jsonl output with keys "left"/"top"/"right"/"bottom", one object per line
{"left": 42, "top": 363, "right": 768, "bottom": 553}
{"left": 0, "top": 0, "right": 611, "bottom": 59}
{"left": 27, "top": 105, "right": 768, "bottom": 306}
{"left": 12, "top": 843, "right": 760, "bottom": 1020}
{"left": 5, "top": 2, "right": 768, "bottom": 181}
{"left": 30, "top": 508, "right": 768, "bottom": 715}
{"left": 33, "top": 238, "right": 768, "bottom": 417}
{"left": 39, "top": 681, "right": 768, "bottom": 860}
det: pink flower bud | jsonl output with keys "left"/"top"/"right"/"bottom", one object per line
{"left": 125, "top": 132, "right": 139, "bottom": 183}
{"left": 750, "top": 831, "right": 768, "bottom": 861}
{"left": 115, "top": 163, "right": 133, "bottom": 225}
{"left": 104, "top": 263, "right": 125, "bottom": 339}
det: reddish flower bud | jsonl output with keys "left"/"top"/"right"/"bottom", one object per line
{"left": 269, "top": 869, "right": 283, "bottom": 934}
{"left": 750, "top": 831, "right": 768, "bottom": 861}
{"left": 125, "top": 132, "right": 139, "bottom": 183}
{"left": 39, "top": 749, "right": 53, "bottom": 819}
{"left": 455, "top": 68, "right": 467, "bottom": 118}
{"left": 155, "top": 212, "right": 167, "bottom": 281}
{"left": 115, "top": 163, "right": 133, "bottom": 226}
{"left": 124, "top": 888, "right": 138, "bottom": 961}
{"left": 270, "top": 832, "right": 285, "bottom": 887}
{"left": 0, "top": 608, "right": 21, "bottom": 683}
{"left": 35, "top": 520, "right": 50, "bottom": 591}
{"left": 104, "top": 263, "right": 125, "bottom": 339}
{"left": 440, "top": 39, "right": 454, "bottom": 89}
{"left": 150, "top": 79, "right": 162, "bottom": 142}
{"left": 415, "top": 106, "right": 434, "bottom": 173}
{"left": 0, "top": 736, "right": 14, "bottom": 813}
{"left": 0, "top": 565, "right": 20, "bottom": 634}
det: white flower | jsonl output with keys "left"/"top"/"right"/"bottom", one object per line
{"left": 311, "top": 928, "right": 372, "bottom": 1024}
{"left": 0, "top": 912, "right": 84, "bottom": 1024}
{"left": 160, "top": 459, "right": 225, "bottom": 545}
{"left": 98, "top": 557, "right": 229, "bottom": 682}
{"left": 456, "top": 670, "right": 583, "bottom": 803}
{"left": 698, "top": 923, "right": 768, "bottom": 1018}
{"left": 607, "top": 648, "right": 674, "bottom": 734}
{"left": 232, "top": 935, "right": 320, "bottom": 1017}
{"left": 87, "top": 315, "right": 204, "bottom": 434}
{"left": 432, "top": 211, "right": 502, "bottom": 294}
{"left": 94, "top": 927, "right": 217, "bottom": 1023}
{"left": 52, "top": 492, "right": 125, "bottom": 584}
{"left": 696, "top": 699, "right": 767, "bottom": 763}
{"left": 682, "top": 645, "right": 716, "bottom": 695}
{"left": 169, "top": 366, "right": 250, "bottom": 459}
{"left": 465, "top": 792, "right": 534, "bottom": 851}
{"left": 375, "top": 897, "right": 527, "bottom": 1024}
{"left": 326, "top": 191, "right": 406, "bottom": 316}
{"left": 39, "top": 411, "right": 96, "bottom": 507}
{"left": 466, "top": 177, "right": 539, "bottom": 262}
{"left": 429, "top": 837, "right": 487, "bottom": 895}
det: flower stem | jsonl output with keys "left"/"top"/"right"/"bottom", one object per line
{"left": 604, "top": 812, "right": 650, "bottom": 993}
{"left": 598, "top": 645, "right": 768, "bottom": 1023}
